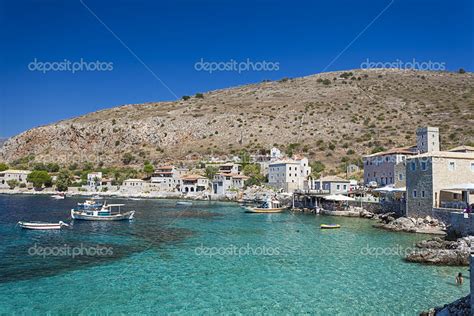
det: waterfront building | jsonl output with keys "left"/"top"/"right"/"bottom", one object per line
{"left": 448, "top": 145, "right": 474, "bottom": 153}
{"left": 268, "top": 157, "right": 311, "bottom": 193}
{"left": 270, "top": 147, "right": 283, "bottom": 160}
{"left": 310, "top": 176, "right": 351, "bottom": 195}
{"left": 212, "top": 173, "right": 249, "bottom": 195}
{"left": 405, "top": 151, "right": 474, "bottom": 217}
{"left": 181, "top": 175, "right": 209, "bottom": 193}
{"left": 0, "top": 169, "right": 31, "bottom": 189}
{"left": 120, "top": 179, "right": 145, "bottom": 194}
{"left": 86, "top": 172, "right": 103, "bottom": 190}
{"left": 150, "top": 166, "right": 186, "bottom": 192}
{"left": 363, "top": 126, "right": 440, "bottom": 187}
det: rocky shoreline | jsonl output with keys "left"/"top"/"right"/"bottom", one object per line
{"left": 421, "top": 295, "right": 471, "bottom": 316}
{"left": 371, "top": 213, "right": 447, "bottom": 235}
{"left": 405, "top": 236, "right": 473, "bottom": 266}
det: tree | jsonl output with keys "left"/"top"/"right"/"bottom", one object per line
{"left": 143, "top": 163, "right": 154, "bottom": 177}
{"left": 310, "top": 161, "right": 326, "bottom": 178}
{"left": 55, "top": 170, "right": 73, "bottom": 192}
{"left": 122, "top": 153, "right": 134, "bottom": 165}
{"left": 182, "top": 95, "right": 190, "bottom": 100}
{"left": 0, "top": 163, "right": 8, "bottom": 172}
{"left": 46, "top": 162, "right": 60, "bottom": 173}
{"left": 6, "top": 179, "right": 19, "bottom": 189}
{"left": 239, "top": 150, "right": 251, "bottom": 167}
{"left": 27, "top": 170, "right": 52, "bottom": 189}
{"left": 243, "top": 164, "right": 265, "bottom": 186}
{"left": 458, "top": 68, "right": 466, "bottom": 74}
{"left": 195, "top": 93, "right": 204, "bottom": 99}
{"left": 205, "top": 166, "right": 218, "bottom": 180}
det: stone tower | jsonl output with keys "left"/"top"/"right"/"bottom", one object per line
{"left": 416, "top": 127, "right": 440, "bottom": 153}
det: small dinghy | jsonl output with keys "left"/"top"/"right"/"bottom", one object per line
{"left": 18, "top": 221, "right": 69, "bottom": 230}
{"left": 320, "top": 224, "right": 341, "bottom": 229}
{"left": 51, "top": 194, "right": 65, "bottom": 200}
{"left": 176, "top": 201, "right": 193, "bottom": 206}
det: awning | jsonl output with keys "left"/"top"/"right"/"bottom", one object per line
{"left": 373, "top": 186, "right": 406, "bottom": 193}
{"left": 323, "top": 194, "right": 355, "bottom": 201}
{"left": 442, "top": 183, "right": 474, "bottom": 192}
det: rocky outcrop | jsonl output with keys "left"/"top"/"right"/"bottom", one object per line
{"left": 421, "top": 294, "right": 471, "bottom": 316}
{"left": 373, "top": 214, "right": 446, "bottom": 235}
{"left": 405, "top": 236, "right": 473, "bottom": 266}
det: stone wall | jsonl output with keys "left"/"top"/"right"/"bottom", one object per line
{"left": 432, "top": 208, "right": 474, "bottom": 237}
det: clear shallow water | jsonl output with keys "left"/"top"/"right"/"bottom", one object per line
{"left": 0, "top": 195, "right": 469, "bottom": 314}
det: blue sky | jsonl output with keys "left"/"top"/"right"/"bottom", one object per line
{"left": 0, "top": 0, "right": 472, "bottom": 137}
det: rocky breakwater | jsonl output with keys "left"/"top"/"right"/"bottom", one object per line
{"left": 372, "top": 214, "right": 447, "bottom": 235}
{"left": 405, "top": 236, "right": 473, "bottom": 266}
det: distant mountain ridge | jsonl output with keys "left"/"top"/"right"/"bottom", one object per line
{"left": 0, "top": 69, "right": 473, "bottom": 172}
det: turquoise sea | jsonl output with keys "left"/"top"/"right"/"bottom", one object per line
{"left": 0, "top": 195, "right": 469, "bottom": 315}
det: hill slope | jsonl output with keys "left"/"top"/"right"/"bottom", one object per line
{"left": 1, "top": 69, "right": 473, "bottom": 171}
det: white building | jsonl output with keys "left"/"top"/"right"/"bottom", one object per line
{"left": 0, "top": 170, "right": 31, "bottom": 189}
{"left": 212, "top": 173, "right": 248, "bottom": 195}
{"left": 87, "top": 172, "right": 103, "bottom": 189}
{"left": 270, "top": 147, "right": 282, "bottom": 160}
{"left": 268, "top": 157, "right": 311, "bottom": 193}
{"left": 218, "top": 163, "right": 242, "bottom": 175}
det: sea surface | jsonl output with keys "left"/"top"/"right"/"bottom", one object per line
{"left": 0, "top": 195, "right": 469, "bottom": 315}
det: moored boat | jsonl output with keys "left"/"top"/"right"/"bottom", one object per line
{"left": 245, "top": 198, "right": 286, "bottom": 213}
{"left": 51, "top": 193, "right": 65, "bottom": 200}
{"left": 71, "top": 202, "right": 135, "bottom": 221}
{"left": 320, "top": 224, "right": 341, "bottom": 229}
{"left": 18, "top": 221, "right": 69, "bottom": 230}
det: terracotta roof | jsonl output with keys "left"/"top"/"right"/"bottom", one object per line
{"left": 157, "top": 166, "right": 174, "bottom": 170}
{"left": 181, "top": 174, "right": 207, "bottom": 181}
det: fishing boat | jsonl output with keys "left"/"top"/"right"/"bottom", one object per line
{"left": 18, "top": 221, "right": 69, "bottom": 230}
{"left": 320, "top": 224, "right": 341, "bottom": 229}
{"left": 176, "top": 201, "right": 193, "bottom": 206}
{"left": 245, "top": 198, "right": 286, "bottom": 213}
{"left": 51, "top": 193, "right": 65, "bottom": 200}
{"left": 71, "top": 202, "right": 135, "bottom": 221}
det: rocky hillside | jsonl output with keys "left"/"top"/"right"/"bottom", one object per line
{"left": 1, "top": 69, "right": 473, "bottom": 171}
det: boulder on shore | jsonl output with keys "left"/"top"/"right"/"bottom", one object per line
{"left": 406, "top": 236, "right": 473, "bottom": 266}
{"left": 373, "top": 215, "right": 446, "bottom": 235}
{"left": 420, "top": 294, "right": 471, "bottom": 316}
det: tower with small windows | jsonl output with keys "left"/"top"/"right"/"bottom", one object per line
{"left": 416, "top": 127, "right": 440, "bottom": 153}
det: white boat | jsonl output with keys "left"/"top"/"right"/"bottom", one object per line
{"left": 176, "top": 201, "right": 193, "bottom": 206}
{"left": 51, "top": 194, "right": 65, "bottom": 200}
{"left": 71, "top": 202, "right": 135, "bottom": 221}
{"left": 245, "top": 198, "right": 286, "bottom": 213}
{"left": 18, "top": 221, "right": 69, "bottom": 230}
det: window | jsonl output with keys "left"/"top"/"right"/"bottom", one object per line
{"left": 336, "top": 185, "right": 340, "bottom": 190}
{"left": 448, "top": 161, "right": 455, "bottom": 171}
{"left": 410, "top": 162, "right": 416, "bottom": 171}
{"left": 421, "top": 191, "right": 425, "bottom": 198}
{"left": 413, "top": 190, "right": 417, "bottom": 198}
{"left": 399, "top": 174, "right": 403, "bottom": 181}
{"left": 471, "top": 162, "right": 474, "bottom": 172}
{"left": 421, "top": 162, "right": 427, "bottom": 171}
